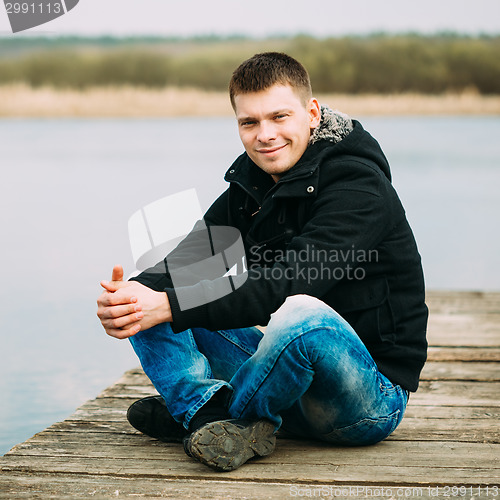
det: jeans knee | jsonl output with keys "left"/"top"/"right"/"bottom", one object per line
{"left": 281, "top": 294, "right": 326, "bottom": 310}
{"left": 278, "top": 294, "right": 332, "bottom": 317}
{"left": 261, "top": 295, "right": 347, "bottom": 352}
{"left": 269, "top": 295, "right": 341, "bottom": 331}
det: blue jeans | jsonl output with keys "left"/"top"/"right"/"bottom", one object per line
{"left": 129, "top": 295, "right": 408, "bottom": 445}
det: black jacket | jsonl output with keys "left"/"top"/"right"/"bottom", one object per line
{"left": 133, "top": 118, "right": 428, "bottom": 392}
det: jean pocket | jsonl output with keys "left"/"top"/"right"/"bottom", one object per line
{"left": 321, "top": 409, "right": 401, "bottom": 446}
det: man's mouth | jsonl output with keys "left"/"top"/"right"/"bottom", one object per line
{"left": 256, "top": 144, "right": 287, "bottom": 156}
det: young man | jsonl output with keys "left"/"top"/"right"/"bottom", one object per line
{"left": 97, "top": 52, "right": 428, "bottom": 472}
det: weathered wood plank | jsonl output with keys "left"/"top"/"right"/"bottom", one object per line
{"left": 403, "top": 405, "right": 500, "bottom": 419}
{"left": 1, "top": 473, "right": 496, "bottom": 500}
{"left": 2, "top": 453, "right": 499, "bottom": 485}
{"left": 425, "top": 291, "right": 500, "bottom": 314}
{"left": 425, "top": 292, "right": 500, "bottom": 356}
{"left": 421, "top": 361, "right": 500, "bottom": 381}
{"left": 410, "top": 381, "right": 499, "bottom": 406}
{"left": 111, "top": 369, "right": 153, "bottom": 386}
{"left": 390, "top": 418, "right": 500, "bottom": 443}
{"left": 0, "top": 474, "right": 294, "bottom": 500}
{"left": 7, "top": 431, "right": 165, "bottom": 448}
{"left": 427, "top": 315, "right": 500, "bottom": 346}
{"left": 45, "top": 419, "right": 136, "bottom": 435}
{"left": 68, "top": 401, "right": 130, "bottom": 422}
{"left": 4, "top": 435, "right": 499, "bottom": 474}
{"left": 97, "top": 384, "right": 157, "bottom": 399}
{"left": 6, "top": 433, "right": 499, "bottom": 467}
{"left": 427, "top": 347, "right": 500, "bottom": 362}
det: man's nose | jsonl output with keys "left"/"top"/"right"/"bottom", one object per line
{"left": 257, "top": 121, "right": 277, "bottom": 143}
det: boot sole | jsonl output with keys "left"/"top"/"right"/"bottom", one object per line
{"left": 187, "top": 419, "right": 276, "bottom": 472}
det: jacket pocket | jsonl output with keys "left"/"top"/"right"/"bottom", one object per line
{"left": 324, "top": 276, "right": 396, "bottom": 347}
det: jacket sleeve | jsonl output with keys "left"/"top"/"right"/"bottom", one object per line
{"left": 166, "top": 159, "right": 405, "bottom": 332}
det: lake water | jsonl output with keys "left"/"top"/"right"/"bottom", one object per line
{"left": 1, "top": 115, "right": 499, "bottom": 455}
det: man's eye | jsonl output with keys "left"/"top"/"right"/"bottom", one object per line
{"left": 274, "top": 114, "right": 286, "bottom": 120}
{"left": 241, "top": 121, "right": 255, "bottom": 127}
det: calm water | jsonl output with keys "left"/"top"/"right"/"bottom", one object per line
{"left": 1, "top": 116, "right": 499, "bottom": 455}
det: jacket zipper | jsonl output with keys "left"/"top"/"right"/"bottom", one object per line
{"left": 230, "top": 167, "right": 316, "bottom": 204}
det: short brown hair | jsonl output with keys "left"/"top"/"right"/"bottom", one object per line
{"left": 229, "top": 52, "right": 312, "bottom": 109}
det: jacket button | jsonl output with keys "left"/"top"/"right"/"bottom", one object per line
{"left": 229, "top": 169, "right": 235, "bottom": 174}
{"left": 307, "top": 186, "right": 315, "bottom": 193}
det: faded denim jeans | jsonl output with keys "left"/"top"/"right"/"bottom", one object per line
{"left": 129, "top": 295, "right": 408, "bottom": 445}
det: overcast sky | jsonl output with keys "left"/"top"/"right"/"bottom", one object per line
{"left": 1, "top": 0, "right": 499, "bottom": 37}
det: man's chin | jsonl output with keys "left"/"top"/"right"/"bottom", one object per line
{"left": 255, "top": 161, "right": 291, "bottom": 177}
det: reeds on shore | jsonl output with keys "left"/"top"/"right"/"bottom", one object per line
{"left": 1, "top": 84, "right": 499, "bottom": 118}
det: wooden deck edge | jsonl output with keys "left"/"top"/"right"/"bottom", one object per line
{"left": 0, "top": 290, "right": 498, "bottom": 498}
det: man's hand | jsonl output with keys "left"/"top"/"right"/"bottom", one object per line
{"left": 97, "top": 265, "right": 172, "bottom": 340}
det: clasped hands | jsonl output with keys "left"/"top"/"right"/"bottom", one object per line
{"left": 96, "top": 265, "right": 172, "bottom": 339}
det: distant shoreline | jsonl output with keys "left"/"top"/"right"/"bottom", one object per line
{"left": 1, "top": 85, "right": 499, "bottom": 117}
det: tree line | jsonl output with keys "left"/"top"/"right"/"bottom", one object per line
{"left": 0, "top": 34, "right": 498, "bottom": 94}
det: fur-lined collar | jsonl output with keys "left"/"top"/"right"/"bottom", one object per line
{"left": 309, "top": 105, "right": 353, "bottom": 145}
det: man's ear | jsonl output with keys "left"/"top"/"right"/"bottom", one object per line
{"left": 308, "top": 98, "right": 321, "bottom": 129}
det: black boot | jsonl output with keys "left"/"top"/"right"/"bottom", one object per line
{"left": 127, "top": 395, "right": 188, "bottom": 443}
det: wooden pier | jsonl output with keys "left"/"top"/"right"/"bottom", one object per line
{"left": 1, "top": 291, "right": 499, "bottom": 499}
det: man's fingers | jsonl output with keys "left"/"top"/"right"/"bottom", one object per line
{"left": 97, "top": 290, "right": 137, "bottom": 307}
{"left": 111, "top": 264, "right": 124, "bottom": 282}
{"left": 101, "top": 264, "right": 126, "bottom": 291}
{"left": 100, "top": 280, "right": 131, "bottom": 293}
{"left": 97, "top": 268, "right": 143, "bottom": 340}
{"left": 105, "top": 322, "right": 142, "bottom": 340}
{"left": 100, "top": 310, "right": 143, "bottom": 330}
{"left": 96, "top": 297, "right": 143, "bottom": 339}
{"left": 97, "top": 302, "right": 142, "bottom": 320}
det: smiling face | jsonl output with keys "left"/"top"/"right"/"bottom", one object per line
{"left": 234, "top": 84, "right": 321, "bottom": 182}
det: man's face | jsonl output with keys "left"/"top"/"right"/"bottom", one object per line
{"left": 234, "top": 84, "right": 321, "bottom": 181}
